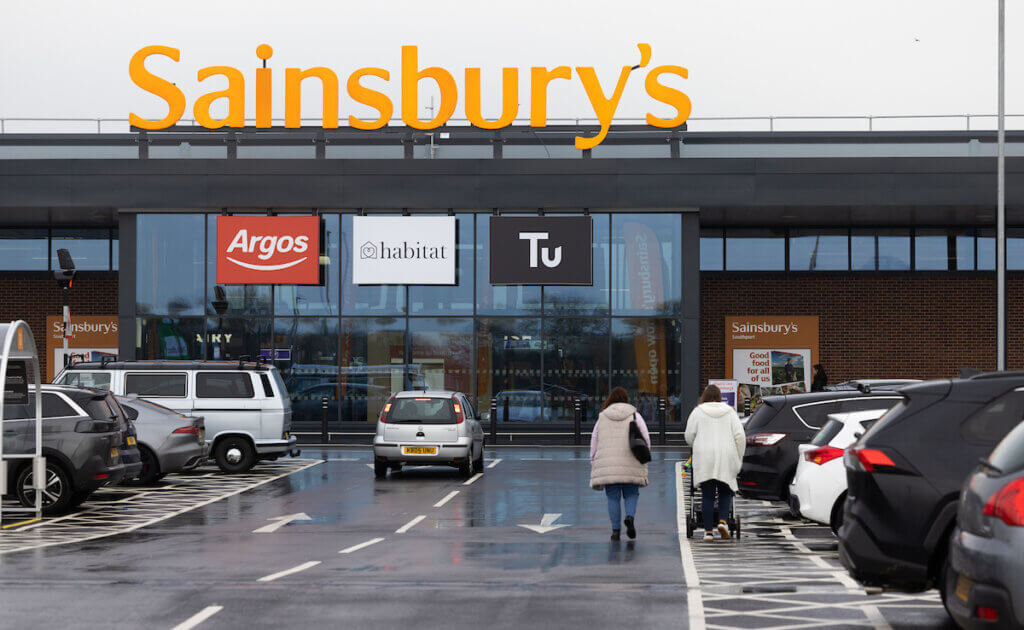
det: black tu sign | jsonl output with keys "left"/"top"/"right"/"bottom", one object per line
{"left": 489, "top": 216, "right": 593, "bottom": 285}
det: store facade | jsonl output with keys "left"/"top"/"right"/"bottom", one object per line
{"left": 1, "top": 124, "right": 1023, "bottom": 442}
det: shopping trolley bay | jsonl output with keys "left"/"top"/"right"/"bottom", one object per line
{"left": 0, "top": 447, "right": 952, "bottom": 629}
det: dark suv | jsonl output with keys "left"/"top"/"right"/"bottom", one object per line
{"left": 739, "top": 390, "right": 905, "bottom": 501}
{"left": 2, "top": 385, "right": 129, "bottom": 514}
{"left": 839, "top": 372, "right": 1024, "bottom": 599}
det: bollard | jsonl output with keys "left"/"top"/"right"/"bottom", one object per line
{"left": 345, "top": 395, "right": 353, "bottom": 422}
{"left": 658, "top": 397, "right": 667, "bottom": 445}
{"left": 320, "top": 396, "right": 329, "bottom": 444}
{"left": 489, "top": 397, "right": 498, "bottom": 443}
{"left": 503, "top": 395, "right": 510, "bottom": 424}
{"left": 573, "top": 398, "right": 582, "bottom": 446}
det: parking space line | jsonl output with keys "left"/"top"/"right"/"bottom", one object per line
{"left": 339, "top": 537, "right": 385, "bottom": 554}
{"left": 675, "top": 461, "right": 706, "bottom": 630}
{"left": 171, "top": 605, "right": 224, "bottom": 630}
{"left": 365, "top": 464, "right": 375, "bottom": 470}
{"left": 256, "top": 560, "right": 322, "bottom": 583}
{"left": 396, "top": 515, "right": 426, "bottom": 534}
{"left": 0, "top": 518, "right": 40, "bottom": 530}
{"left": 463, "top": 473, "right": 483, "bottom": 485}
{"left": 487, "top": 458, "right": 502, "bottom": 469}
{"left": 433, "top": 491, "right": 459, "bottom": 507}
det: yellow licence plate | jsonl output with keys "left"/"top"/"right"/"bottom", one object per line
{"left": 109, "top": 447, "right": 119, "bottom": 459}
{"left": 402, "top": 446, "right": 438, "bottom": 456}
{"left": 127, "top": 436, "right": 136, "bottom": 446}
{"left": 956, "top": 575, "right": 971, "bottom": 602}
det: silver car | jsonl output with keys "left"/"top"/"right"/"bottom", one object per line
{"left": 372, "top": 391, "right": 484, "bottom": 479}
{"left": 116, "top": 395, "right": 210, "bottom": 484}
{"left": 946, "top": 419, "right": 1024, "bottom": 628}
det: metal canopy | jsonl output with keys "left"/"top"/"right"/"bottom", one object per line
{"left": 0, "top": 320, "right": 44, "bottom": 524}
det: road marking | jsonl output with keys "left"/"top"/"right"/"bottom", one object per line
{"left": 171, "top": 605, "right": 224, "bottom": 630}
{"left": 487, "top": 458, "right": 502, "bottom": 469}
{"left": 780, "top": 525, "right": 832, "bottom": 569}
{"left": 256, "top": 560, "right": 322, "bottom": 583}
{"left": 396, "top": 515, "right": 427, "bottom": 534}
{"left": 252, "top": 512, "right": 312, "bottom": 533}
{"left": 339, "top": 537, "right": 385, "bottom": 554}
{"left": 1, "top": 518, "right": 41, "bottom": 530}
{"left": 463, "top": 473, "right": 483, "bottom": 485}
{"left": 676, "top": 461, "right": 705, "bottom": 630}
{"left": 366, "top": 464, "right": 375, "bottom": 470}
{"left": 518, "top": 513, "right": 570, "bottom": 534}
{"left": 433, "top": 491, "right": 459, "bottom": 507}
{"left": 863, "top": 604, "right": 896, "bottom": 630}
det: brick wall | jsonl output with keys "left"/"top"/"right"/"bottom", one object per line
{"left": 0, "top": 274, "right": 118, "bottom": 379}
{"left": 700, "top": 273, "right": 1024, "bottom": 387}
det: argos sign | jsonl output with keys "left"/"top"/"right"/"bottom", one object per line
{"left": 216, "top": 216, "right": 320, "bottom": 284}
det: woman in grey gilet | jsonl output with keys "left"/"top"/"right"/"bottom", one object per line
{"left": 590, "top": 387, "right": 651, "bottom": 541}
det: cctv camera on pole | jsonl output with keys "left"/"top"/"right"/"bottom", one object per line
{"left": 54, "top": 248, "right": 76, "bottom": 366}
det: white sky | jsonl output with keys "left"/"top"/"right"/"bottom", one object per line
{"left": 0, "top": 0, "right": 1021, "bottom": 129}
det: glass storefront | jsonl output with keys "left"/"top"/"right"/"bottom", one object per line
{"left": 134, "top": 212, "right": 685, "bottom": 430}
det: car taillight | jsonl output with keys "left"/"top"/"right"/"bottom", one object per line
{"left": 453, "top": 401, "right": 464, "bottom": 424}
{"left": 747, "top": 433, "right": 786, "bottom": 446}
{"left": 804, "top": 445, "right": 844, "bottom": 465}
{"left": 379, "top": 398, "right": 394, "bottom": 423}
{"left": 982, "top": 478, "right": 1024, "bottom": 527}
{"left": 850, "top": 447, "right": 897, "bottom": 473}
{"left": 977, "top": 606, "right": 999, "bottom": 622}
{"left": 172, "top": 426, "right": 200, "bottom": 434}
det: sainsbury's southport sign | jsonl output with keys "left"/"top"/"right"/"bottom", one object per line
{"left": 129, "top": 43, "right": 690, "bottom": 150}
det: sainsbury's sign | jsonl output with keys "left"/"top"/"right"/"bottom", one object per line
{"left": 216, "top": 216, "right": 320, "bottom": 284}
{"left": 128, "top": 43, "right": 691, "bottom": 150}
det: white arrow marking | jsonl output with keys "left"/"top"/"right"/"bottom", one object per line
{"left": 252, "top": 512, "right": 313, "bottom": 534}
{"left": 518, "top": 513, "right": 570, "bottom": 534}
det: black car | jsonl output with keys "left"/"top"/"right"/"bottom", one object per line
{"left": 839, "top": 372, "right": 1024, "bottom": 600}
{"left": 2, "top": 385, "right": 129, "bottom": 514}
{"left": 739, "top": 390, "right": 905, "bottom": 501}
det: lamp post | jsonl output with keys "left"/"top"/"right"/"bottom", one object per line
{"left": 998, "top": 0, "right": 1007, "bottom": 371}
{"left": 54, "top": 249, "right": 76, "bottom": 365}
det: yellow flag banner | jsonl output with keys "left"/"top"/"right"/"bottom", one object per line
{"left": 623, "top": 222, "right": 667, "bottom": 398}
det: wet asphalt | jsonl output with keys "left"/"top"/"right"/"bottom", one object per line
{"left": 0, "top": 448, "right": 689, "bottom": 629}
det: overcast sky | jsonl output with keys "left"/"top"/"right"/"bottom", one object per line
{"left": 1, "top": 0, "right": 1020, "bottom": 130}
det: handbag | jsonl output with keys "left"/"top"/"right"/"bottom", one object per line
{"left": 629, "top": 413, "right": 652, "bottom": 464}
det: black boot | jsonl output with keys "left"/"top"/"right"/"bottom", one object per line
{"left": 624, "top": 516, "right": 637, "bottom": 539}
{"left": 610, "top": 529, "right": 621, "bottom": 541}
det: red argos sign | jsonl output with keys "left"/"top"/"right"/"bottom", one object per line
{"left": 216, "top": 216, "right": 320, "bottom": 284}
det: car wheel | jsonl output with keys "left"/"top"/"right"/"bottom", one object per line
{"left": 938, "top": 532, "right": 956, "bottom": 613}
{"left": 214, "top": 437, "right": 257, "bottom": 474}
{"left": 374, "top": 462, "right": 388, "bottom": 479}
{"left": 16, "top": 462, "right": 73, "bottom": 515}
{"left": 137, "top": 446, "right": 162, "bottom": 485}
{"left": 473, "top": 445, "right": 485, "bottom": 474}
{"left": 459, "top": 455, "right": 473, "bottom": 478}
{"left": 830, "top": 492, "right": 847, "bottom": 535}
{"left": 69, "top": 490, "right": 93, "bottom": 509}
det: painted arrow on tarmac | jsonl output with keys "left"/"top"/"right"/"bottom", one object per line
{"left": 518, "top": 513, "right": 570, "bottom": 534}
{"left": 252, "top": 512, "right": 313, "bottom": 533}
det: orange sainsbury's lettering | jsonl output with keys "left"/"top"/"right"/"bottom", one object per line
{"left": 126, "top": 43, "right": 690, "bottom": 147}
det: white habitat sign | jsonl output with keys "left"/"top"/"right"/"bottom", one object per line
{"left": 353, "top": 216, "right": 456, "bottom": 285}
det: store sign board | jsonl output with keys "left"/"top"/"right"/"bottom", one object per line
{"left": 46, "top": 315, "right": 119, "bottom": 382}
{"left": 724, "top": 316, "right": 819, "bottom": 396}
{"left": 4, "top": 360, "right": 28, "bottom": 405}
{"left": 216, "top": 216, "right": 320, "bottom": 285}
{"left": 352, "top": 216, "right": 455, "bottom": 285}
{"left": 489, "top": 216, "right": 593, "bottom": 285}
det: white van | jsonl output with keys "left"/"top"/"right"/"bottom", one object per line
{"left": 55, "top": 360, "right": 299, "bottom": 473}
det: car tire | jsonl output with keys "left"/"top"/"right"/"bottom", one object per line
{"left": 214, "top": 437, "right": 257, "bottom": 474}
{"left": 473, "top": 445, "right": 485, "bottom": 474}
{"left": 459, "top": 455, "right": 473, "bottom": 478}
{"left": 938, "top": 533, "right": 956, "bottom": 614}
{"left": 137, "top": 446, "right": 162, "bottom": 485}
{"left": 374, "top": 462, "right": 388, "bottom": 479}
{"left": 16, "top": 461, "right": 73, "bottom": 516}
{"left": 69, "top": 490, "right": 93, "bottom": 509}
{"left": 830, "top": 492, "right": 847, "bottom": 535}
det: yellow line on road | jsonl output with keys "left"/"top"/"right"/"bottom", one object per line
{"left": 1, "top": 518, "right": 41, "bottom": 530}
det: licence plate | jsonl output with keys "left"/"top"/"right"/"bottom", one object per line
{"left": 127, "top": 436, "right": 136, "bottom": 446}
{"left": 956, "top": 575, "right": 971, "bottom": 602}
{"left": 403, "top": 446, "right": 438, "bottom": 456}
{"left": 109, "top": 447, "right": 119, "bottom": 460}
{"left": 284, "top": 432, "right": 290, "bottom": 439}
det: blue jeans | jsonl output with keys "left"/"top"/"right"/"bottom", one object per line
{"left": 701, "top": 480, "right": 734, "bottom": 531}
{"left": 604, "top": 483, "right": 640, "bottom": 529}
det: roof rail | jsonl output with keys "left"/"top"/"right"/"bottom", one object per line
{"left": 238, "top": 355, "right": 251, "bottom": 369}
{"left": 969, "top": 370, "right": 1024, "bottom": 380}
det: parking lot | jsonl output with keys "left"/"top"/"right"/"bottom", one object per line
{"left": 0, "top": 447, "right": 952, "bottom": 629}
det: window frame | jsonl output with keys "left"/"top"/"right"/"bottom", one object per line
{"left": 196, "top": 372, "right": 256, "bottom": 399}
{"left": 124, "top": 372, "right": 189, "bottom": 398}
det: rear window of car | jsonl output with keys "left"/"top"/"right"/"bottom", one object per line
{"left": 961, "top": 392, "right": 1024, "bottom": 446}
{"left": 810, "top": 419, "right": 844, "bottom": 447}
{"left": 989, "top": 420, "right": 1024, "bottom": 473}
{"left": 197, "top": 373, "right": 254, "bottom": 399}
{"left": 2, "top": 393, "right": 78, "bottom": 419}
{"left": 126, "top": 373, "right": 187, "bottom": 397}
{"left": 388, "top": 397, "right": 455, "bottom": 424}
{"left": 745, "top": 399, "right": 781, "bottom": 431}
{"left": 792, "top": 401, "right": 841, "bottom": 430}
{"left": 60, "top": 371, "right": 111, "bottom": 390}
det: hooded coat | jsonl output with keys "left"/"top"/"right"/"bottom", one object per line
{"left": 589, "top": 402, "right": 649, "bottom": 490}
{"left": 684, "top": 402, "right": 746, "bottom": 492}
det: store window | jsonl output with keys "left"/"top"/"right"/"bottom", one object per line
{"left": 955, "top": 233, "right": 976, "bottom": 270}
{"left": 789, "top": 229, "right": 848, "bottom": 271}
{"left": 204, "top": 317, "right": 271, "bottom": 361}
{"left": 0, "top": 229, "right": 48, "bottom": 270}
{"left": 409, "top": 317, "right": 473, "bottom": 392}
{"left": 611, "top": 318, "right": 682, "bottom": 425}
{"left": 725, "top": 229, "right": 786, "bottom": 271}
{"left": 409, "top": 214, "right": 474, "bottom": 315}
{"left": 339, "top": 318, "right": 405, "bottom": 422}
{"left": 475, "top": 214, "right": 541, "bottom": 315}
{"left": 543, "top": 318, "right": 610, "bottom": 422}
{"left": 700, "top": 229, "right": 724, "bottom": 271}
{"left": 273, "top": 318, "right": 339, "bottom": 426}
{"left": 51, "top": 228, "right": 110, "bottom": 271}
{"left": 544, "top": 213, "right": 611, "bottom": 315}
{"left": 978, "top": 230, "right": 996, "bottom": 270}
{"left": 340, "top": 214, "right": 406, "bottom": 315}
{"left": 611, "top": 214, "right": 682, "bottom": 315}
{"left": 274, "top": 214, "right": 339, "bottom": 316}
{"left": 207, "top": 215, "right": 272, "bottom": 316}
{"left": 476, "top": 317, "right": 542, "bottom": 422}
{"left": 137, "top": 215, "right": 205, "bottom": 315}
{"left": 851, "top": 229, "right": 910, "bottom": 270}
{"left": 1009, "top": 229, "right": 1024, "bottom": 270}
{"left": 136, "top": 317, "right": 205, "bottom": 360}
{"left": 915, "top": 229, "right": 950, "bottom": 270}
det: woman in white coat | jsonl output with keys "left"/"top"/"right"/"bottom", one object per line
{"left": 685, "top": 384, "right": 746, "bottom": 541}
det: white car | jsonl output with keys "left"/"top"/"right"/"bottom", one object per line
{"left": 788, "top": 408, "right": 889, "bottom": 533}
